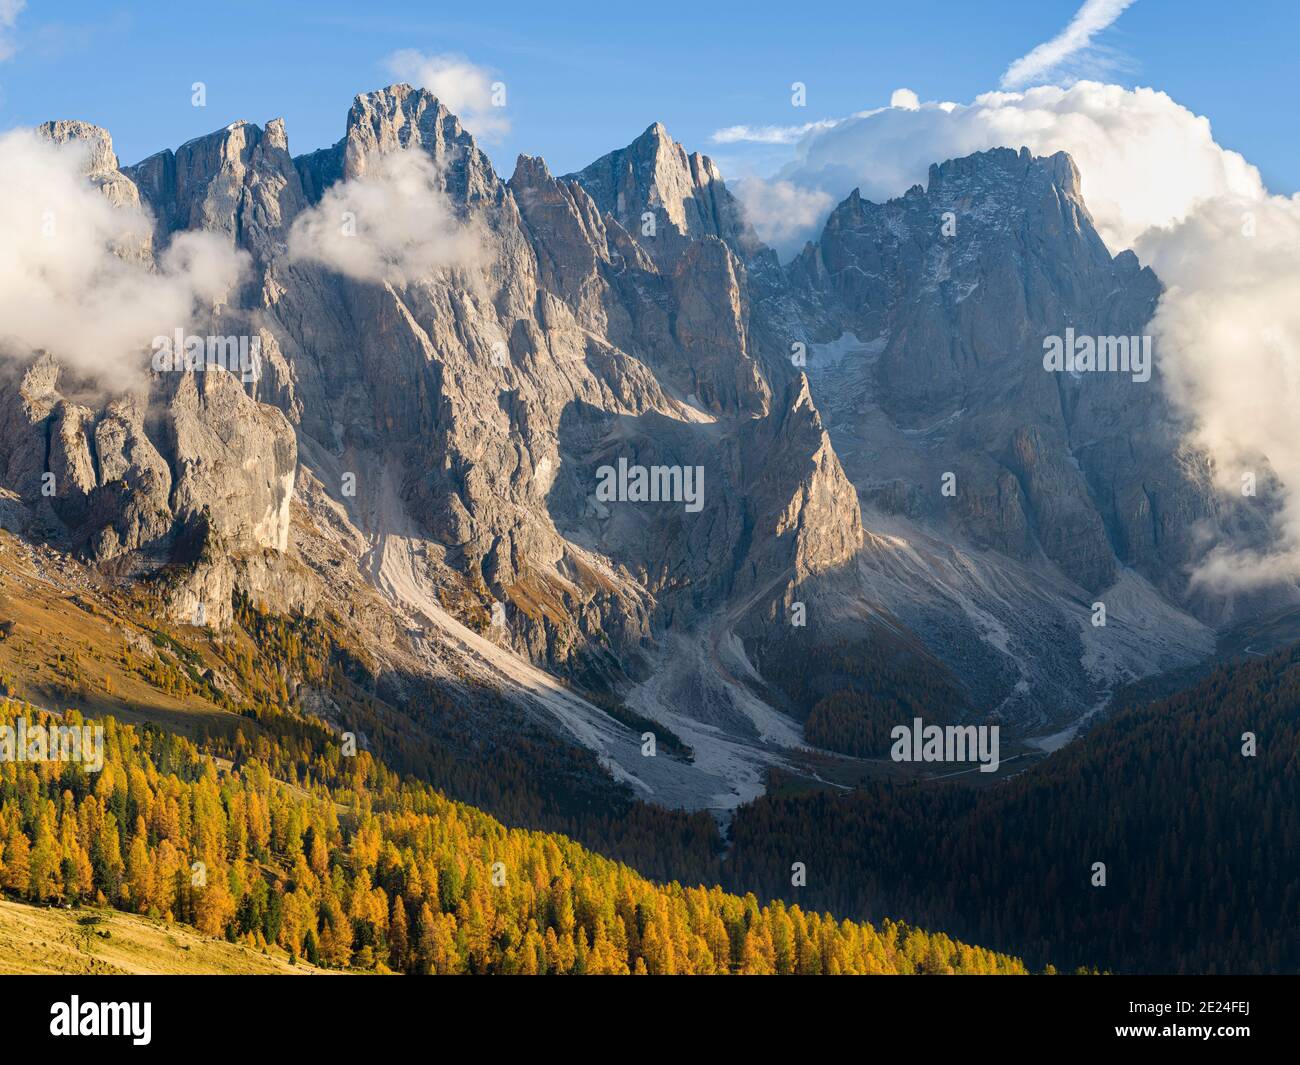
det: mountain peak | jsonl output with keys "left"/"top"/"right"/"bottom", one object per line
{"left": 636, "top": 120, "right": 672, "bottom": 145}
{"left": 563, "top": 121, "right": 759, "bottom": 265}
{"left": 36, "top": 120, "right": 120, "bottom": 177}
{"left": 355, "top": 82, "right": 423, "bottom": 104}
{"left": 346, "top": 83, "right": 458, "bottom": 134}
{"left": 341, "top": 83, "right": 498, "bottom": 197}
{"left": 347, "top": 83, "right": 460, "bottom": 128}
{"left": 924, "top": 144, "right": 1083, "bottom": 201}
{"left": 511, "top": 153, "right": 553, "bottom": 184}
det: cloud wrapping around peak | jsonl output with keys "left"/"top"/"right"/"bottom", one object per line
{"left": 0, "top": 128, "right": 248, "bottom": 390}
{"left": 383, "top": 49, "right": 509, "bottom": 140}
{"left": 287, "top": 149, "right": 486, "bottom": 285}
{"left": 724, "top": 79, "right": 1300, "bottom": 588}
{"left": 764, "top": 82, "right": 1264, "bottom": 255}
{"left": 1000, "top": 0, "right": 1138, "bottom": 89}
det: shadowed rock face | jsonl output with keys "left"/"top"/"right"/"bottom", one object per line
{"left": 0, "top": 89, "right": 1281, "bottom": 802}
{"left": 776, "top": 146, "right": 1268, "bottom": 602}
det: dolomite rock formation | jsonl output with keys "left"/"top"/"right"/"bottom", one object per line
{"left": 0, "top": 89, "right": 1280, "bottom": 807}
{"left": 778, "top": 146, "right": 1267, "bottom": 602}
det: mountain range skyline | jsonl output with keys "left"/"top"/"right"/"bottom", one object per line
{"left": 0, "top": 0, "right": 1296, "bottom": 198}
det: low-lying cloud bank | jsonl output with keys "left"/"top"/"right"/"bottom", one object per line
{"left": 726, "top": 81, "right": 1300, "bottom": 590}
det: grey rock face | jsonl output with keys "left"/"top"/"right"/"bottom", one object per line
{"left": 778, "top": 146, "right": 1264, "bottom": 602}
{"left": 126, "top": 117, "right": 306, "bottom": 259}
{"left": 0, "top": 121, "right": 303, "bottom": 617}
{"left": 37, "top": 120, "right": 143, "bottom": 214}
{"left": 734, "top": 374, "right": 864, "bottom": 592}
{"left": 563, "top": 122, "right": 761, "bottom": 268}
{"left": 162, "top": 368, "right": 297, "bottom": 554}
{"left": 4, "top": 92, "right": 1280, "bottom": 807}
{"left": 0, "top": 356, "right": 62, "bottom": 501}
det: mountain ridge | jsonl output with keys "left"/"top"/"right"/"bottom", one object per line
{"left": 0, "top": 83, "right": 1287, "bottom": 816}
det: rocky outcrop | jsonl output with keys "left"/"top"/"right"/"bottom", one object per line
{"left": 162, "top": 368, "right": 297, "bottom": 554}
{"left": 37, "top": 120, "right": 144, "bottom": 216}
{"left": 735, "top": 374, "right": 864, "bottom": 592}
{"left": 0, "top": 120, "right": 311, "bottom": 620}
{"left": 126, "top": 118, "right": 306, "bottom": 258}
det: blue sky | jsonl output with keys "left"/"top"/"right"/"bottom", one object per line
{"left": 0, "top": 0, "right": 1295, "bottom": 193}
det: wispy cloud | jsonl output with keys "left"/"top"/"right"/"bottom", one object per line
{"left": 711, "top": 119, "right": 840, "bottom": 146}
{"left": 1000, "top": 0, "right": 1137, "bottom": 89}
{"left": 287, "top": 149, "right": 487, "bottom": 285}
{"left": 0, "top": 0, "right": 26, "bottom": 62}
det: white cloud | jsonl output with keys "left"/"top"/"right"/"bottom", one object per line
{"left": 0, "top": 129, "right": 248, "bottom": 389}
{"left": 287, "top": 148, "right": 485, "bottom": 285}
{"left": 711, "top": 119, "right": 840, "bottom": 145}
{"left": 0, "top": 0, "right": 25, "bottom": 62}
{"left": 730, "top": 177, "right": 835, "bottom": 256}
{"left": 1000, "top": 0, "right": 1138, "bottom": 89}
{"left": 383, "top": 49, "right": 508, "bottom": 140}
{"left": 1138, "top": 194, "right": 1300, "bottom": 589}
{"left": 772, "top": 83, "right": 1263, "bottom": 254}
{"left": 889, "top": 88, "right": 920, "bottom": 111}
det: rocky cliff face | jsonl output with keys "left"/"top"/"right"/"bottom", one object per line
{"left": 126, "top": 118, "right": 306, "bottom": 258}
{"left": 699, "top": 144, "right": 1278, "bottom": 730}
{"left": 12, "top": 87, "right": 841, "bottom": 682}
{"left": 777, "top": 147, "right": 1265, "bottom": 603}
{"left": 563, "top": 121, "right": 762, "bottom": 267}
{"left": 38, "top": 120, "right": 145, "bottom": 220}
{"left": 0, "top": 121, "right": 301, "bottom": 627}
{"left": 0, "top": 92, "right": 1272, "bottom": 811}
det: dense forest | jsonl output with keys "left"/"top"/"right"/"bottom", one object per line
{"left": 750, "top": 628, "right": 968, "bottom": 757}
{"left": 722, "top": 643, "right": 1300, "bottom": 974}
{"left": 0, "top": 698, "right": 1027, "bottom": 975}
{"left": 210, "top": 594, "right": 725, "bottom": 885}
{"left": 6, "top": 585, "right": 1293, "bottom": 975}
